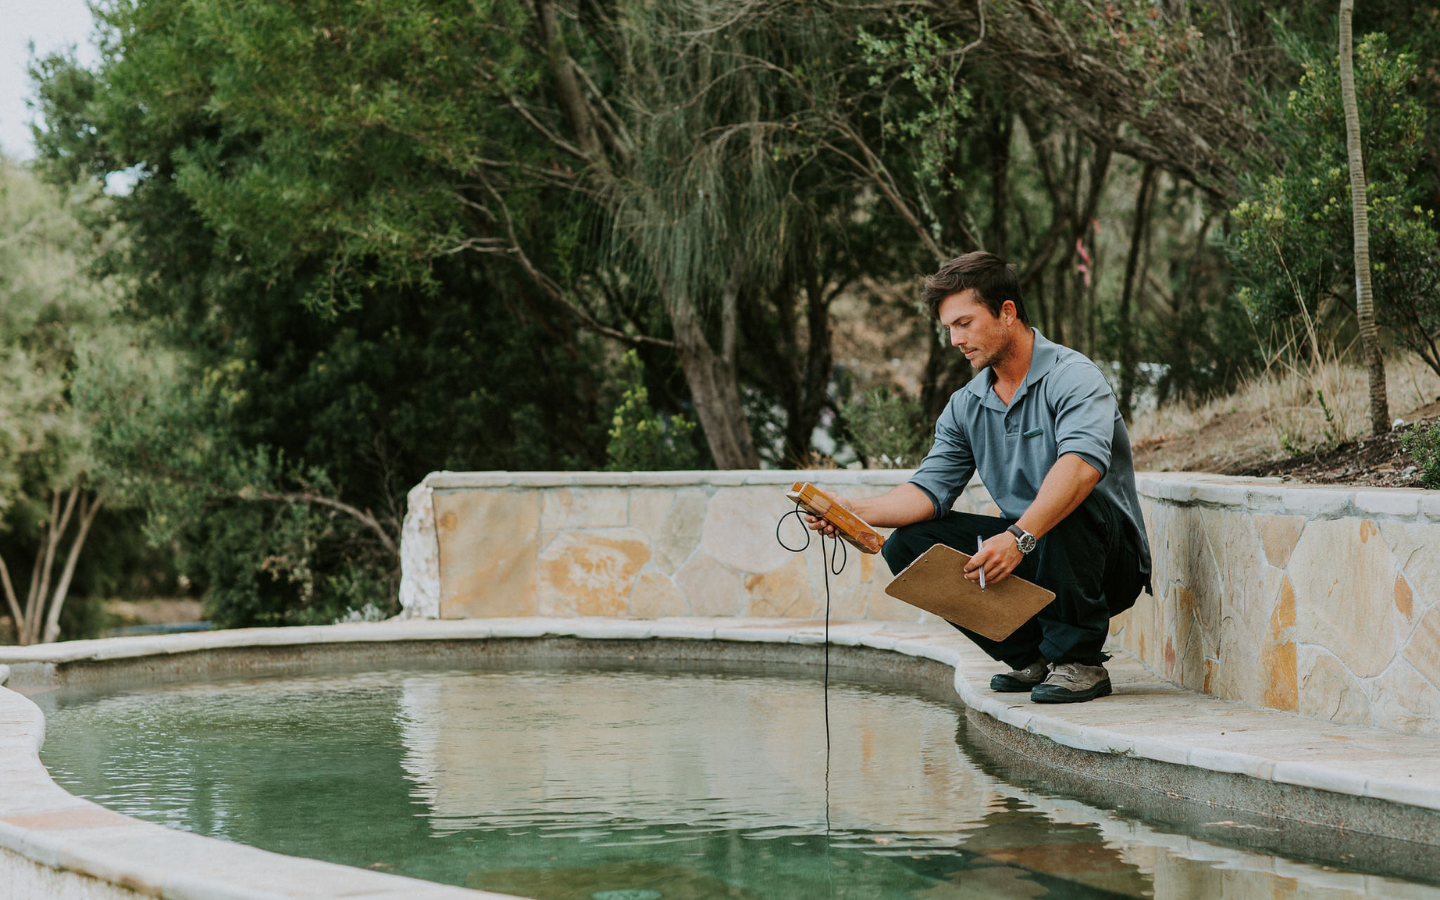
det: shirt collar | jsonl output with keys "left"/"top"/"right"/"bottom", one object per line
{"left": 962, "top": 328, "right": 1061, "bottom": 407}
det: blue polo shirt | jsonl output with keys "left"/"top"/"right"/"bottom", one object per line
{"left": 908, "top": 329, "right": 1151, "bottom": 574}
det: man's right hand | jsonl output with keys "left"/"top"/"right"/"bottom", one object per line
{"left": 802, "top": 488, "right": 854, "bottom": 538}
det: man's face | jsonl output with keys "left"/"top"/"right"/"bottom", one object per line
{"left": 937, "top": 289, "right": 1015, "bottom": 371}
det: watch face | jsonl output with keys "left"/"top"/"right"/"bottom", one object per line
{"left": 1020, "top": 533, "right": 1037, "bottom": 553}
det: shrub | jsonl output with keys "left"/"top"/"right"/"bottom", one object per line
{"left": 1401, "top": 421, "right": 1440, "bottom": 489}
{"left": 605, "top": 351, "right": 701, "bottom": 471}
{"left": 839, "top": 386, "right": 932, "bottom": 469}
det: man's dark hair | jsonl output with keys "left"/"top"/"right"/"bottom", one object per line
{"left": 921, "top": 252, "right": 1029, "bottom": 325}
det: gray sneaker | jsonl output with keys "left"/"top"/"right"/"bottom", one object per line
{"left": 1031, "top": 661, "right": 1112, "bottom": 703}
{"left": 990, "top": 658, "right": 1049, "bottom": 692}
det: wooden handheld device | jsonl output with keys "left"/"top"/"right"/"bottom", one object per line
{"left": 784, "top": 482, "right": 885, "bottom": 554}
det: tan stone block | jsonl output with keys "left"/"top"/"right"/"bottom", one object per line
{"left": 1405, "top": 606, "right": 1440, "bottom": 690}
{"left": 1254, "top": 514, "right": 1305, "bottom": 568}
{"left": 702, "top": 487, "right": 803, "bottom": 574}
{"left": 1371, "top": 660, "right": 1440, "bottom": 735}
{"left": 537, "top": 529, "right": 651, "bottom": 617}
{"left": 1396, "top": 573, "right": 1415, "bottom": 621}
{"left": 1123, "top": 586, "right": 1158, "bottom": 668}
{"left": 655, "top": 488, "right": 708, "bottom": 574}
{"left": 1109, "top": 608, "right": 1130, "bottom": 637}
{"left": 540, "top": 487, "right": 629, "bottom": 531}
{"left": 675, "top": 552, "right": 743, "bottom": 616}
{"left": 1381, "top": 521, "right": 1440, "bottom": 610}
{"left": 629, "top": 569, "right": 689, "bottom": 618}
{"left": 1261, "top": 641, "right": 1298, "bottom": 712}
{"left": 1290, "top": 519, "right": 1398, "bottom": 678}
{"left": 628, "top": 488, "right": 675, "bottom": 534}
{"left": 1164, "top": 586, "right": 1206, "bottom": 690}
{"left": 862, "top": 585, "right": 922, "bottom": 622}
{"left": 1298, "top": 646, "right": 1373, "bottom": 726}
{"left": 1227, "top": 574, "right": 1297, "bottom": 708}
{"left": 1213, "top": 513, "right": 1268, "bottom": 702}
{"left": 742, "top": 555, "right": 818, "bottom": 618}
{"left": 435, "top": 490, "right": 539, "bottom": 618}
{"left": 1272, "top": 574, "right": 1296, "bottom": 630}
{"left": 1179, "top": 508, "right": 1223, "bottom": 660}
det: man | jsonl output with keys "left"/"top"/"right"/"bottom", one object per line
{"left": 809, "top": 251, "right": 1150, "bottom": 703}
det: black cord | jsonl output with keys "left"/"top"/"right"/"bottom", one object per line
{"left": 776, "top": 502, "right": 846, "bottom": 840}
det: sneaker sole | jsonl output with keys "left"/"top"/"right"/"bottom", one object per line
{"left": 1030, "top": 679, "right": 1113, "bottom": 704}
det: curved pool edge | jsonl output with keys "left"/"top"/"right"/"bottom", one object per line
{"left": 3, "top": 617, "right": 1440, "bottom": 900}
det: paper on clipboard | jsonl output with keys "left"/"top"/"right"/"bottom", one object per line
{"left": 884, "top": 543, "right": 1055, "bottom": 641}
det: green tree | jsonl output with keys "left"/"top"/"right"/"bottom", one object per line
{"left": 1226, "top": 33, "right": 1440, "bottom": 380}
{"left": 31, "top": 5, "right": 617, "bottom": 627}
{"left": 0, "top": 160, "right": 115, "bottom": 643}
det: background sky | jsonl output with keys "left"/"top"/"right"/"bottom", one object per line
{"left": 0, "top": 0, "right": 98, "bottom": 160}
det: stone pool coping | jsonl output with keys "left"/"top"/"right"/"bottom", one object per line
{"left": 3, "top": 617, "right": 1440, "bottom": 899}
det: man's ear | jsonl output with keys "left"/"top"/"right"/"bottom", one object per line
{"left": 1001, "top": 300, "right": 1017, "bottom": 326}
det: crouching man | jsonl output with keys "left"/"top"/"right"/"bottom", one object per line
{"left": 809, "top": 252, "right": 1150, "bottom": 703}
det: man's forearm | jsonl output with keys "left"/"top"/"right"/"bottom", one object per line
{"left": 849, "top": 483, "right": 937, "bottom": 528}
{"left": 1014, "top": 454, "right": 1102, "bottom": 539}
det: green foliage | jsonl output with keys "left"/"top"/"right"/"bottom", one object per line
{"left": 1401, "top": 421, "right": 1440, "bottom": 490}
{"left": 0, "top": 161, "right": 102, "bottom": 516}
{"left": 858, "top": 18, "right": 975, "bottom": 188}
{"left": 29, "top": 0, "right": 615, "bottom": 628}
{"left": 605, "top": 352, "right": 700, "bottom": 472}
{"left": 1225, "top": 32, "right": 1440, "bottom": 372}
{"left": 839, "top": 387, "right": 931, "bottom": 469}
{"left": 1061, "top": 1, "right": 1208, "bottom": 116}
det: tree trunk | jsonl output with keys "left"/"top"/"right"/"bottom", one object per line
{"left": 1339, "top": 0, "right": 1389, "bottom": 435}
{"left": 26, "top": 489, "right": 80, "bottom": 645}
{"left": 1119, "top": 164, "right": 1159, "bottom": 421}
{"left": 41, "top": 495, "right": 104, "bottom": 644}
{"left": 671, "top": 295, "right": 760, "bottom": 469}
{"left": 0, "top": 555, "right": 22, "bottom": 645}
{"left": 987, "top": 111, "right": 1013, "bottom": 256}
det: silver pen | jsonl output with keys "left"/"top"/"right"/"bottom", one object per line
{"left": 977, "top": 536, "right": 986, "bottom": 591}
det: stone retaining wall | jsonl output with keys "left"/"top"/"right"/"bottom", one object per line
{"left": 399, "top": 470, "right": 998, "bottom": 624}
{"left": 400, "top": 470, "right": 1440, "bottom": 735}
{"left": 1116, "top": 473, "right": 1440, "bottom": 736}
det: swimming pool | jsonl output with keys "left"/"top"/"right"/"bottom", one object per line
{"left": 37, "top": 662, "right": 1440, "bottom": 899}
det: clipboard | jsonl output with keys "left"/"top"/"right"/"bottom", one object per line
{"left": 884, "top": 543, "right": 1055, "bottom": 640}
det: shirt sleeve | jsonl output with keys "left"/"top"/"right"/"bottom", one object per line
{"left": 1049, "top": 362, "right": 1116, "bottom": 478}
{"left": 907, "top": 398, "right": 976, "bottom": 518}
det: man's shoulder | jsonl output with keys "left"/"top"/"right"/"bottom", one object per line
{"left": 1041, "top": 344, "right": 1112, "bottom": 392}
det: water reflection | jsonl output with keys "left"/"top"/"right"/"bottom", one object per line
{"left": 38, "top": 667, "right": 1440, "bottom": 900}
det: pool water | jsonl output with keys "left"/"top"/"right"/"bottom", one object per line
{"left": 37, "top": 666, "right": 1440, "bottom": 899}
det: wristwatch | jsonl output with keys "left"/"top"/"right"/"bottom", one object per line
{"left": 1006, "top": 524, "right": 1037, "bottom": 554}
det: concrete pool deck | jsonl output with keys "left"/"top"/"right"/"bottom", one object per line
{"left": 2, "top": 616, "right": 1440, "bottom": 898}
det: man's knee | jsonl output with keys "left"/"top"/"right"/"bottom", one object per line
{"left": 881, "top": 522, "right": 928, "bottom": 575}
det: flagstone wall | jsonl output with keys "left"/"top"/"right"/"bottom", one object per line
{"left": 400, "top": 470, "right": 1440, "bottom": 735}
{"left": 1114, "top": 473, "right": 1440, "bottom": 736}
{"left": 399, "top": 470, "right": 999, "bottom": 626}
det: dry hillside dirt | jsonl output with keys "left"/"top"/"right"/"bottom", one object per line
{"left": 1133, "top": 400, "right": 1440, "bottom": 487}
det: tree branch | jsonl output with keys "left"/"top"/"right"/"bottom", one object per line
{"left": 474, "top": 180, "right": 677, "bottom": 349}
{"left": 244, "top": 489, "right": 398, "bottom": 559}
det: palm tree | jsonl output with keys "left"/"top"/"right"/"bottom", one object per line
{"left": 1339, "top": 0, "right": 1389, "bottom": 435}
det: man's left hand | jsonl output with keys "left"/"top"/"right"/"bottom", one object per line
{"left": 963, "top": 532, "right": 1025, "bottom": 587}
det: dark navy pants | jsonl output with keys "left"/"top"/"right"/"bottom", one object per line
{"left": 880, "top": 494, "right": 1145, "bottom": 668}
